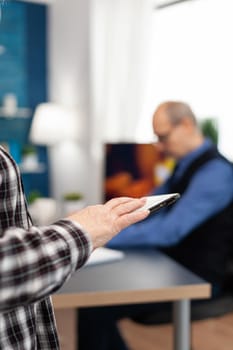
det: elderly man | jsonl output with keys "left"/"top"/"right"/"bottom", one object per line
{"left": 79, "top": 101, "right": 233, "bottom": 350}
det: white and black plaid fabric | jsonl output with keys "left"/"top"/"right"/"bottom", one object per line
{"left": 0, "top": 146, "right": 92, "bottom": 349}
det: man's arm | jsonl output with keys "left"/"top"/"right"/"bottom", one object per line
{"left": 108, "top": 159, "right": 233, "bottom": 248}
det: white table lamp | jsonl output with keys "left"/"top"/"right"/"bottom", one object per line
{"left": 30, "top": 103, "right": 78, "bottom": 145}
{"left": 29, "top": 103, "right": 80, "bottom": 201}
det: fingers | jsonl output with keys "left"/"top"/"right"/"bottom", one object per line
{"left": 127, "top": 209, "right": 150, "bottom": 225}
{"left": 115, "top": 205, "right": 149, "bottom": 231}
{"left": 112, "top": 198, "right": 147, "bottom": 217}
{"left": 105, "top": 196, "right": 147, "bottom": 213}
{"left": 105, "top": 197, "right": 135, "bottom": 210}
{"left": 106, "top": 197, "right": 149, "bottom": 233}
{"left": 67, "top": 196, "right": 150, "bottom": 250}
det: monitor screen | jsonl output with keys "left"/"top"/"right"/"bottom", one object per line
{"left": 103, "top": 143, "right": 175, "bottom": 201}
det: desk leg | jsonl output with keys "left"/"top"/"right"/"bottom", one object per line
{"left": 173, "top": 299, "right": 191, "bottom": 350}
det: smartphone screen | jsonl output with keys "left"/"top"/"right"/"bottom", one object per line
{"left": 136, "top": 193, "right": 180, "bottom": 214}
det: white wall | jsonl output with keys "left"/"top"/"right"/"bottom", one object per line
{"left": 47, "top": 0, "right": 155, "bottom": 205}
{"left": 47, "top": 0, "right": 233, "bottom": 205}
{"left": 138, "top": 0, "right": 233, "bottom": 160}
{"left": 47, "top": 0, "right": 94, "bottom": 203}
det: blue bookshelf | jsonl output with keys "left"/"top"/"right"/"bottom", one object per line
{"left": 0, "top": 1, "right": 49, "bottom": 199}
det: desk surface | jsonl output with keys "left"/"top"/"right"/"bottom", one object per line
{"left": 52, "top": 249, "right": 211, "bottom": 309}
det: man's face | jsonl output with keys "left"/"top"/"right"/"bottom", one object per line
{"left": 152, "top": 107, "right": 189, "bottom": 160}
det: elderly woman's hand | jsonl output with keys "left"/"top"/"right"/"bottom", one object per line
{"left": 67, "top": 197, "right": 149, "bottom": 249}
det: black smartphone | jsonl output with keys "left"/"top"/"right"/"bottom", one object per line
{"left": 136, "top": 193, "right": 180, "bottom": 214}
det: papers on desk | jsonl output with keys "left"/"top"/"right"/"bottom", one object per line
{"left": 85, "top": 247, "right": 125, "bottom": 266}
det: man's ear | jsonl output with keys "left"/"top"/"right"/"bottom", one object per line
{"left": 182, "top": 117, "right": 194, "bottom": 131}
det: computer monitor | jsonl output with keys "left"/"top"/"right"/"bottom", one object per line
{"left": 103, "top": 142, "right": 175, "bottom": 201}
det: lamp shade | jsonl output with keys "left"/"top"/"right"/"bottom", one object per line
{"left": 30, "top": 103, "right": 78, "bottom": 145}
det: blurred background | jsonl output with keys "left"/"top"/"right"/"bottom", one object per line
{"left": 0, "top": 0, "right": 232, "bottom": 216}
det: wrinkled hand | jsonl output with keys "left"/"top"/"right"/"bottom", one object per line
{"left": 67, "top": 197, "right": 149, "bottom": 249}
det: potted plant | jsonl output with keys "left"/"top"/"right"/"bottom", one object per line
{"left": 199, "top": 118, "right": 218, "bottom": 145}
{"left": 27, "top": 189, "right": 42, "bottom": 205}
{"left": 28, "top": 190, "right": 57, "bottom": 225}
{"left": 62, "top": 191, "right": 85, "bottom": 215}
{"left": 21, "top": 144, "right": 39, "bottom": 170}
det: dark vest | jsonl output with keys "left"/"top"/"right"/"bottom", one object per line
{"left": 162, "top": 146, "right": 233, "bottom": 287}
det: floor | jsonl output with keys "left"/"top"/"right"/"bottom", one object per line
{"left": 119, "top": 312, "right": 233, "bottom": 350}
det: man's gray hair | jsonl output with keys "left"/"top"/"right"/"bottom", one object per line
{"left": 161, "top": 101, "right": 197, "bottom": 126}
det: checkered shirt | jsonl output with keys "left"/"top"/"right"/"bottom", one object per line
{"left": 0, "top": 146, "right": 92, "bottom": 349}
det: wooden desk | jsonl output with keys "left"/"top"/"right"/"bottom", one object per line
{"left": 52, "top": 249, "right": 211, "bottom": 350}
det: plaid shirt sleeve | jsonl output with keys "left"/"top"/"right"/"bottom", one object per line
{"left": 0, "top": 146, "right": 92, "bottom": 312}
{"left": 0, "top": 220, "right": 92, "bottom": 311}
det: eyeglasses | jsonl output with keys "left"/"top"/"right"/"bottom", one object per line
{"left": 156, "top": 129, "right": 174, "bottom": 143}
{"left": 155, "top": 123, "right": 180, "bottom": 144}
